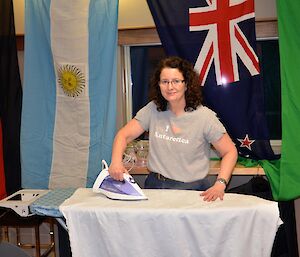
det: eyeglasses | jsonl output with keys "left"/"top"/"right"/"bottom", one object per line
{"left": 159, "top": 79, "right": 185, "bottom": 86}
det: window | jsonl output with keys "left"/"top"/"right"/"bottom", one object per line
{"left": 257, "top": 39, "right": 281, "bottom": 140}
{"left": 130, "top": 45, "right": 166, "bottom": 117}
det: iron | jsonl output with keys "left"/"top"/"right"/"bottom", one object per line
{"left": 92, "top": 160, "right": 148, "bottom": 200}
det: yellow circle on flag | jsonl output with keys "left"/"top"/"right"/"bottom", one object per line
{"left": 57, "top": 64, "right": 85, "bottom": 97}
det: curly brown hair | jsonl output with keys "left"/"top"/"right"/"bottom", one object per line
{"left": 149, "top": 56, "right": 203, "bottom": 112}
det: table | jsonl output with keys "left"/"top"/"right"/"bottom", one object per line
{"left": 127, "top": 160, "right": 265, "bottom": 175}
{"left": 59, "top": 188, "right": 282, "bottom": 257}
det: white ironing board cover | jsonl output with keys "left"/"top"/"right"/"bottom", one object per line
{"left": 60, "top": 188, "right": 282, "bottom": 257}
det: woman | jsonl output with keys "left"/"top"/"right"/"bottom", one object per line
{"left": 109, "top": 56, "right": 237, "bottom": 201}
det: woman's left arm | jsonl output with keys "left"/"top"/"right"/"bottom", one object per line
{"left": 200, "top": 133, "right": 238, "bottom": 201}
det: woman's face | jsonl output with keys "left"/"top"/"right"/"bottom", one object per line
{"left": 159, "top": 67, "right": 186, "bottom": 105}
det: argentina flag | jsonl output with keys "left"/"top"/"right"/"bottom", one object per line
{"left": 21, "top": 0, "right": 118, "bottom": 189}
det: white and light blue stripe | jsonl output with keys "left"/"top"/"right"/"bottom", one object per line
{"left": 21, "top": 0, "right": 118, "bottom": 189}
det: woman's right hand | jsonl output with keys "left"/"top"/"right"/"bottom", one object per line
{"left": 109, "top": 119, "right": 145, "bottom": 181}
{"left": 108, "top": 162, "right": 128, "bottom": 181}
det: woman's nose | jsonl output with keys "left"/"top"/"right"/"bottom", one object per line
{"left": 167, "top": 82, "right": 174, "bottom": 89}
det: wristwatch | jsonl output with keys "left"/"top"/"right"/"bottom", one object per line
{"left": 216, "top": 178, "right": 227, "bottom": 187}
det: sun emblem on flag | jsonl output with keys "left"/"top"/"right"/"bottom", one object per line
{"left": 57, "top": 64, "right": 85, "bottom": 97}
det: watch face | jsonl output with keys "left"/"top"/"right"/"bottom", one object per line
{"left": 217, "top": 178, "right": 227, "bottom": 186}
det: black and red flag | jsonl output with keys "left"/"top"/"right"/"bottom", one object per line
{"left": 0, "top": 0, "right": 22, "bottom": 198}
{"left": 147, "top": 0, "right": 276, "bottom": 161}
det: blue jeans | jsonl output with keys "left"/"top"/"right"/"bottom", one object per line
{"left": 144, "top": 172, "right": 211, "bottom": 191}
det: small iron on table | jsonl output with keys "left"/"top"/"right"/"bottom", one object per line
{"left": 92, "top": 160, "right": 148, "bottom": 200}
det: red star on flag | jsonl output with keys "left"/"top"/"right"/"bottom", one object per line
{"left": 238, "top": 134, "right": 255, "bottom": 150}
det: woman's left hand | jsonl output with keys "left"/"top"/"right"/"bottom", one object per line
{"left": 200, "top": 182, "right": 226, "bottom": 202}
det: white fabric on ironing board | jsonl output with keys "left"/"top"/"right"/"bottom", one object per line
{"left": 60, "top": 188, "right": 282, "bottom": 257}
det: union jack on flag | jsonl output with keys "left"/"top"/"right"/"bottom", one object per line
{"left": 189, "top": 0, "right": 260, "bottom": 85}
{"left": 147, "top": 0, "right": 276, "bottom": 160}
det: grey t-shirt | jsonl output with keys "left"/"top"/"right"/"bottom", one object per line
{"left": 135, "top": 101, "right": 226, "bottom": 182}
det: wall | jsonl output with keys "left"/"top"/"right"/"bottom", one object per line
{"left": 13, "top": 0, "right": 277, "bottom": 34}
{"left": 118, "top": 0, "right": 277, "bottom": 29}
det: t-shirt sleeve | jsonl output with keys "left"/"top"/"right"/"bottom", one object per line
{"left": 203, "top": 109, "right": 226, "bottom": 143}
{"left": 134, "top": 101, "right": 155, "bottom": 131}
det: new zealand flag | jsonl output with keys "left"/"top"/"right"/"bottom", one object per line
{"left": 147, "top": 0, "right": 276, "bottom": 160}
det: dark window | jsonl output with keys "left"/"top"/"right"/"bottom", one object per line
{"left": 257, "top": 40, "right": 281, "bottom": 140}
{"left": 130, "top": 46, "right": 166, "bottom": 117}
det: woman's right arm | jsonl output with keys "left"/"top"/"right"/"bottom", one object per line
{"left": 109, "top": 119, "right": 145, "bottom": 180}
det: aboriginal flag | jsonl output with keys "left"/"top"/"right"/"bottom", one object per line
{"left": 0, "top": 0, "right": 22, "bottom": 199}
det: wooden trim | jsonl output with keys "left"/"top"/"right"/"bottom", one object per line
{"left": 16, "top": 35, "right": 24, "bottom": 51}
{"left": 127, "top": 160, "right": 265, "bottom": 176}
{"left": 118, "top": 27, "right": 159, "bottom": 45}
{"left": 118, "top": 20, "right": 278, "bottom": 45}
{"left": 209, "top": 160, "right": 264, "bottom": 175}
{"left": 255, "top": 19, "right": 278, "bottom": 39}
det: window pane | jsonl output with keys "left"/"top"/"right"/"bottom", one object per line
{"left": 257, "top": 40, "right": 281, "bottom": 140}
{"left": 130, "top": 46, "right": 166, "bottom": 117}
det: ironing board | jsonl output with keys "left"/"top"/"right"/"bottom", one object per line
{"left": 1, "top": 188, "right": 283, "bottom": 257}
{"left": 29, "top": 188, "right": 76, "bottom": 231}
{"left": 30, "top": 188, "right": 76, "bottom": 217}
{"left": 0, "top": 188, "right": 75, "bottom": 218}
{"left": 60, "top": 188, "right": 282, "bottom": 257}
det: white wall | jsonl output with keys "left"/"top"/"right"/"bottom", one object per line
{"left": 13, "top": 0, "right": 277, "bottom": 34}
